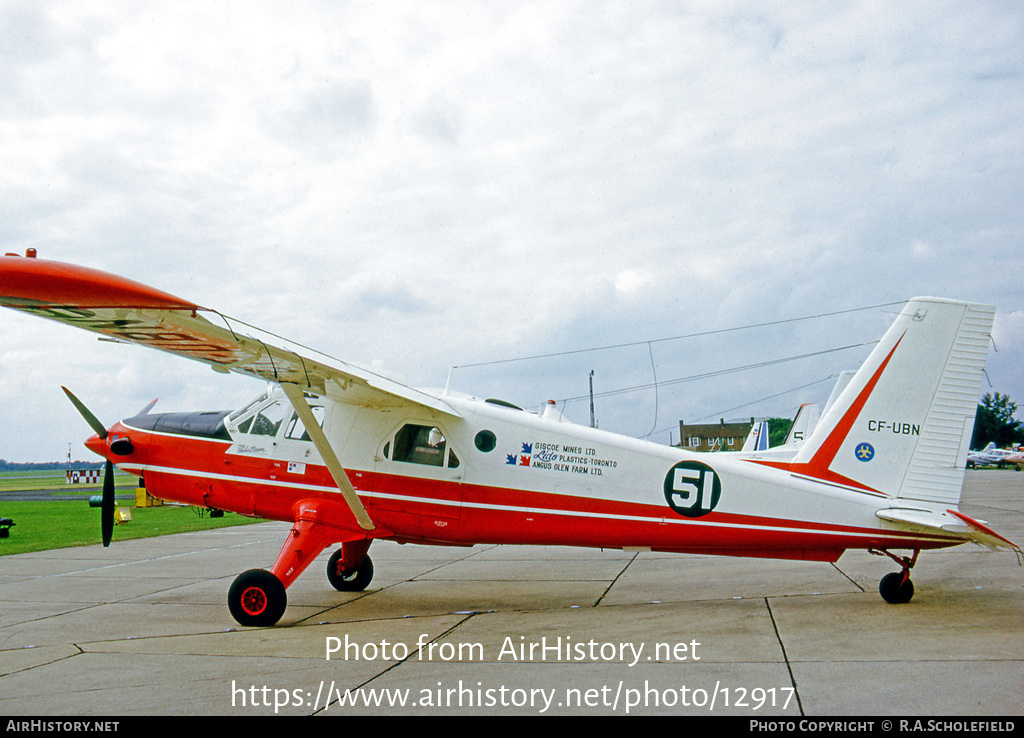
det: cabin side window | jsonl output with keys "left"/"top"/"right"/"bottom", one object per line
{"left": 284, "top": 405, "right": 326, "bottom": 441}
{"left": 386, "top": 424, "right": 460, "bottom": 468}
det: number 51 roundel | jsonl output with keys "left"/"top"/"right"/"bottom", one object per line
{"left": 663, "top": 460, "right": 721, "bottom": 517}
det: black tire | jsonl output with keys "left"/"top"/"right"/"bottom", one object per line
{"left": 879, "top": 572, "right": 914, "bottom": 604}
{"left": 327, "top": 550, "right": 374, "bottom": 592}
{"left": 228, "top": 569, "right": 287, "bottom": 626}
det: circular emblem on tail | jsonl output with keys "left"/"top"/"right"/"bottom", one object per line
{"left": 855, "top": 442, "right": 875, "bottom": 462}
{"left": 664, "top": 460, "right": 721, "bottom": 518}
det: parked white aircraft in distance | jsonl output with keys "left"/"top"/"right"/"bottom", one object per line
{"left": 967, "top": 442, "right": 1024, "bottom": 470}
{"left": 1002, "top": 447, "right": 1024, "bottom": 470}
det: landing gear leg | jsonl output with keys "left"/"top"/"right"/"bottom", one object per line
{"left": 871, "top": 549, "right": 919, "bottom": 604}
{"left": 225, "top": 500, "right": 376, "bottom": 626}
{"left": 327, "top": 540, "right": 373, "bottom": 592}
{"left": 226, "top": 501, "right": 340, "bottom": 627}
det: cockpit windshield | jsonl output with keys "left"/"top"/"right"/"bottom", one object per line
{"left": 227, "top": 387, "right": 274, "bottom": 423}
{"left": 226, "top": 387, "right": 325, "bottom": 442}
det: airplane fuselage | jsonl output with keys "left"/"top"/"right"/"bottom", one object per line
{"left": 97, "top": 387, "right": 962, "bottom": 564}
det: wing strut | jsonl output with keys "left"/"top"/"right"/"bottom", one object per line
{"left": 280, "top": 382, "right": 375, "bottom": 531}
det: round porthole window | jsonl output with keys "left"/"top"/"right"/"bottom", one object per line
{"left": 474, "top": 430, "right": 497, "bottom": 452}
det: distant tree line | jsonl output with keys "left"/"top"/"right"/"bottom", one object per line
{"left": 0, "top": 460, "right": 100, "bottom": 472}
{"left": 767, "top": 418, "right": 793, "bottom": 448}
{"left": 972, "top": 392, "right": 1024, "bottom": 449}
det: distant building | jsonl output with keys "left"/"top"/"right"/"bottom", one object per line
{"left": 678, "top": 418, "right": 755, "bottom": 452}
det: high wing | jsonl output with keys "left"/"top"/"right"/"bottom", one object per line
{"left": 0, "top": 254, "right": 461, "bottom": 532}
{"left": 0, "top": 255, "right": 459, "bottom": 418}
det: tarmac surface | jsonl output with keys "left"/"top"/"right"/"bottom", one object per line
{"left": 1, "top": 471, "right": 1021, "bottom": 717}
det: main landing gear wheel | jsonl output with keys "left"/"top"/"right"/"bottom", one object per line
{"left": 327, "top": 550, "right": 374, "bottom": 592}
{"left": 879, "top": 572, "right": 915, "bottom": 604}
{"left": 228, "top": 569, "right": 287, "bottom": 627}
{"left": 871, "top": 548, "right": 919, "bottom": 605}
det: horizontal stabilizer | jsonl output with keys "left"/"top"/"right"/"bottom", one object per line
{"left": 877, "top": 507, "right": 1022, "bottom": 556}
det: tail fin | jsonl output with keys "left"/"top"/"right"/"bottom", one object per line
{"left": 742, "top": 420, "right": 770, "bottom": 451}
{"left": 822, "top": 371, "right": 855, "bottom": 417}
{"left": 780, "top": 298, "right": 994, "bottom": 504}
{"left": 782, "top": 403, "right": 819, "bottom": 449}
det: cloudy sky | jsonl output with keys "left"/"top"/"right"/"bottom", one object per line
{"left": 2, "top": 1, "right": 1022, "bottom": 463}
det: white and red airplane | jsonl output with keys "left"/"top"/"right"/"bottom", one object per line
{"left": 1, "top": 252, "right": 1020, "bottom": 626}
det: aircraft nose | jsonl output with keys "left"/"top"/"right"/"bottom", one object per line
{"left": 84, "top": 431, "right": 136, "bottom": 460}
{"left": 84, "top": 433, "right": 108, "bottom": 458}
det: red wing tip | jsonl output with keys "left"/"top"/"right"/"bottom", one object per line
{"left": 0, "top": 256, "right": 198, "bottom": 310}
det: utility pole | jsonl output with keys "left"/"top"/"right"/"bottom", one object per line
{"left": 589, "top": 370, "right": 596, "bottom": 428}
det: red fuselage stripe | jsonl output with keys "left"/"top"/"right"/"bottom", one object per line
{"left": 116, "top": 422, "right": 961, "bottom": 556}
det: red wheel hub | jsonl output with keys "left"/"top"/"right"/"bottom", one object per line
{"left": 240, "top": 586, "right": 268, "bottom": 616}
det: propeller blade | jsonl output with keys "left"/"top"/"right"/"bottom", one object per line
{"left": 61, "top": 387, "right": 108, "bottom": 439}
{"left": 60, "top": 388, "right": 117, "bottom": 547}
{"left": 102, "top": 460, "right": 114, "bottom": 547}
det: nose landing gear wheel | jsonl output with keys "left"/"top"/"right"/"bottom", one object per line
{"left": 327, "top": 550, "right": 374, "bottom": 591}
{"left": 228, "top": 569, "right": 287, "bottom": 626}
